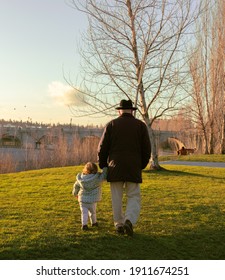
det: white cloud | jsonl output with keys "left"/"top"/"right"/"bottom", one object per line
{"left": 48, "top": 81, "right": 85, "bottom": 107}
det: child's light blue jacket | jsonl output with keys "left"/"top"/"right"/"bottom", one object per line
{"left": 72, "top": 167, "right": 107, "bottom": 203}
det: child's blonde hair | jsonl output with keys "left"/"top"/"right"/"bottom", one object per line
{"left": 82, "top": 162, "right": 98, "bottom": 175}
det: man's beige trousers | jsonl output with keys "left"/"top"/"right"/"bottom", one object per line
{"left": 110, "top": 181, "right": 141, "bottom": 227}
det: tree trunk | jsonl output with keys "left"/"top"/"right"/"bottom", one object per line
{"left": 149, "top": 129, "right": 161, "bottom": 170}
{"left": 144, "top": 117, "right": 161, "bottom": 170}
{"left": 222, "top": 115, "right": 225, "bottom": 154}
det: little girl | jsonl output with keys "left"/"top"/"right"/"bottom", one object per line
{"left": 72, "top": 162, "right": 107, "bottom": 230}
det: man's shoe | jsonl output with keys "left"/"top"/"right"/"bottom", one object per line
{"left": 116, "top": 226, "right": 124, "bottom": 235}
{"left": 82, "top": 225, "right": 88, "bottom": 231}
{"left": 124, "top": 220, "right": 133, "bottom": 236}
{"left": 92, "top": 222, "right": 99, "bottom": 227}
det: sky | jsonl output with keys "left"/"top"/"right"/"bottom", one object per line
{"left": 0, "top": 0, "right": 105, "bottom": 126}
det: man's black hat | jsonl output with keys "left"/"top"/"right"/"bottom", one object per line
{"left": 116, "top": 99, "right": 137, "bottom": 110}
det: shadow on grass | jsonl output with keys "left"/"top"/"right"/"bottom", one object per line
{"left": 1, "top": 226, "right": 225, "bottom": 260}
{"left": 143, "top": 169, "right": 224, "bottom": 180}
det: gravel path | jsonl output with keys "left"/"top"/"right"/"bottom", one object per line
{"left": 160, "top": 161, "right": 225, "bottom": 168}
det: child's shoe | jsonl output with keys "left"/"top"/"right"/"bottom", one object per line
{"left": 92, "top": 222, "right": 98, "bottom": 227}
{"left": 82, "top": 225, "right": 88, "bottom": 230}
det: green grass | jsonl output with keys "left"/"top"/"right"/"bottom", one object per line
{"left": 159, "top": 153, "right": 225, "bottom": 162}
{"left": 1, "top": 164, "right": 225, "bottom": 260}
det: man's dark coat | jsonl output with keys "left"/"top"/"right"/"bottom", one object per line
{"left": 98, "top": 113, "right": 151, "bottom": 183}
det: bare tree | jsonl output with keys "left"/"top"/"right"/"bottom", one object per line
{"left": 188, "top": 0, "right": 225, "bottom": 154}
{"left": 67, "top": 0, "right": 202, "bottom": 169}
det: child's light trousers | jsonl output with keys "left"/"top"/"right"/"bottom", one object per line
{"left": 79, "top": 202, "right": 97, "bottom": 226}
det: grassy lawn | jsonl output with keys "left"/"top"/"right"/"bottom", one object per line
{"left": 0, "top": 163, "right": 225, "bottom": 260}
